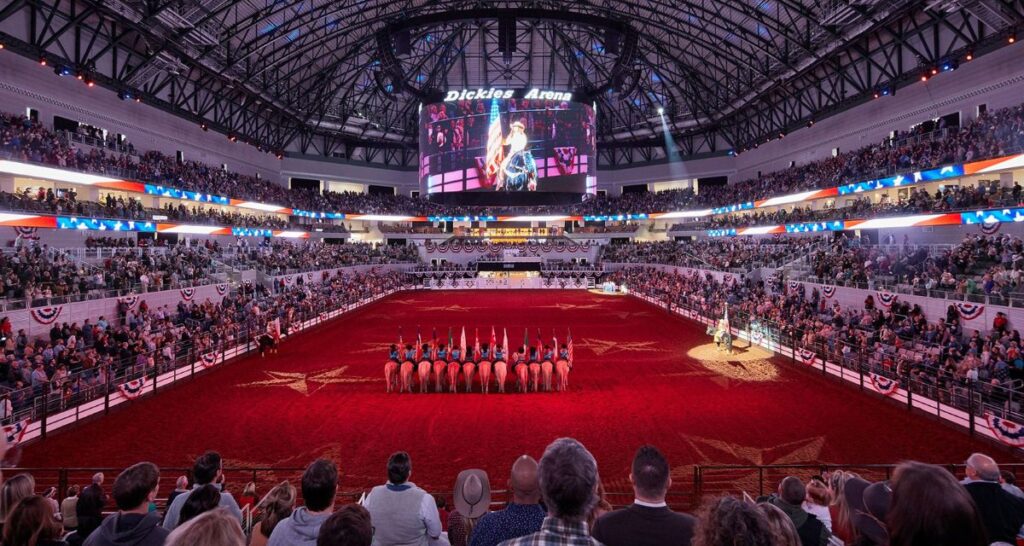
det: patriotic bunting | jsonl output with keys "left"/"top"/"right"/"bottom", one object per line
{"left": 200, "top": 352, "right": 219, "bottom": 367}
{"left": 876, "top": 292, "right": 898, "bottom": 308}
{"left": 798, "top": 348, "right": 817, "bottom": 365}
{"left": 215, "top": 284, "right": 229, "bottom": 296}
{"left": 788, "top": 281, "right": 800, "bottom": 292}
{"left": 30, "top": 306, "right": 63, "bottom": 325}
{"left": 981, "top": 221, "right": 1001, "bottom": 235}
{"left": 118, "top": 294, "right": 141, "bottom": 309}
{"left": 180, "top": 287, "right": 196, "bottom": 301}
{"left": 13, "top": 226, "right": 39, "bottom": 239}
{"left": 3, "top": 419, "right": 30, "bottom": 446}
{"left": 869, "top": 373, "right": 900, "bottom": 396}
{"left": 955, "top": 302, "right": 985, "bottom": 321}
{"left": 117, "top": 377, "right": 148, "bottom": 400}
{"left": 985, "top": 412, "right": 1024, "bottom": 447}
{"left": 821, "top": 285, "right": 837, "bottom": 299}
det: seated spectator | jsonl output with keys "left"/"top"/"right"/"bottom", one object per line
{"left": 163, "top": 452, "right": 241, "bottom": 530}
{"left": 76, "top": 472, "right": 107, "bottom": 539}
{"left": 757, "top": 503, "right": 801, "bottom": 546}
{"left": 250, "top": 481, "right": 296, "bottom": 546}
{"left": 693, "top": 496, "right": 775, "bottom": 546}
{"left": 178, "top": 485, "right": 221, "bottom": 526}
{"left": 961, "top": 452, "right": 1024, "bottom": 543}
{"left": 448, "top": 469, "right": 490, "bottom": 546}
{"left": 592, "top": 445, "right": 696, "bottom": 546}
{"left": 163, "top": 477, "right": 188, "bottom": 510}
{"left": 83, "top": 462, "right": 169, "bottom": 546}
{"left": 469, "top": 455, "right": 545, "bottom": 546}
{"left": 164, "top": 508, "right": 245, "bottom": 546}
{"left": 317, "top": 504, "right": 373, "bottom": 546}
{"left": 761, "top": 476, "right": 831, "bottom": 546}
{"left": 1, "top": 473, "right": 37, "bottom": 536}
{"left": 2, "top": 495, "right": 67, "bottom": 546}
{"left": 502, "top": 437, "right": 602, "bottom": 546}
{"left": 61, "top": 485, "right": 79, "bottom": 531}
{"left": 268, "top": 459, "right": 337, "bottom": 546}
{"left": 840, "top": 477, "right": 890, "bottom": 546}
{"left": 363, "top": 451, "right": 444, "bottom": 546}
{"left": 887, "top": 461, "right": 986, "bottom": 546}
{"left": 239, "top": 482, "right": 257, "bottom": 512}
{"left": 1001, "top": 470, "right": 1024, "bottom": 499}
{"left": 801, "top": 479, "right": 832, "bottom": 532}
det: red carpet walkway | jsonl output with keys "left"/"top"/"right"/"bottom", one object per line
{"left": 20, "top": 290, "right": 1013, "bottom": 499}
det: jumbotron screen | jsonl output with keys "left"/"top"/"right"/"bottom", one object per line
{"left": 419, "top": 91, "right": 596, "bottom": 200}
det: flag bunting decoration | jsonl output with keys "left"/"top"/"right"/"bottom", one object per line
{"left": 30, "top": 306, "right": 64, "bottom": 325}
{"left": 869, "top": 373, "right": 900, "bottom": 396}
{"left": 180, "top": 287, "right": 196, "bottom": 301}
{"left": 876, "top": 292, "right": 897, "bottom": 308}
{"left": 822, "top": 286, "right": 837, "bottom": 299}
{"left": 3, "top": 419, "right": 30, "bottom": 446}
{"left": 955, "top": 302, "right": 985, "bottom": 321}
{"left": 798, "top": 348, "right": 816, "bottom": 365}
{"left": 985, "top": 412, "right": 1024, "bottom": 447}
{"left": 117, "top": 377, "right": 148, "bottom": 400}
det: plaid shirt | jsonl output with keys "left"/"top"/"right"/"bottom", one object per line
{"left": 499, "top": 516, "right": 604, "bottom": 546}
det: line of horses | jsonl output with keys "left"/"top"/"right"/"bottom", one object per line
{"left": 384, "top": 359, "right": 572, "bottom": 393}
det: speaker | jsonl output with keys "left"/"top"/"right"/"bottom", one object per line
{"left": 604, "top": 28, "right": 621, "bottom": 54}
{"left": 498, "top": 18, "right": 517, "bottom": 53}
{"left": 394, "top": 29, "right": 411, "bottom": 56}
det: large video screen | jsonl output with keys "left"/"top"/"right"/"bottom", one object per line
{"left": 419, "top": 96, "right": 596, "bottom": 197}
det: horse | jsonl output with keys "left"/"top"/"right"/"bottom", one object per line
{"left": 514, "top": 362, "right": 529, "bottom": 393}
{"left": 417, "top": 360, "right": 431, "bottom": 393}
{"left": 528, "top": 362, "right": 542, "bottom": 392}
{"left": 478, "top": 360, "right": 493, "bottom": 394}
{"left": 540, "top": 360, "right": 554, "bottom": 392}
{"left": 433, "top": 360, "right": 447, "bottom": 392}
{"left": 384, "top": 360, "right": 399, "bottom": 393}
{"left": 447, "top": 361, "right": 461, "bottom": 393}
{"left": 493, "top": 361, "right": 507, "bottom": 393}
{"left": 399, "top": 361, "right": 414, "bottom": 393}
{"left": 462, "top": 362, "right": 476, "bottom": 393}
{"left": 555, "top": 359, "right": 571, "bottom": 392}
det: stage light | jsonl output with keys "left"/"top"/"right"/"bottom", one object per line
{"left": 84, "top": 77, "right": 95, "bottom": 87}
{"left": 1009, "top": 33, "right": 1016, "bottom": 44}
{"left": 920, "top": 73, "right": 929, "bottom": 82}
{"left": 228, "top": 134, "right": 237, "bottom": 142}
{"left": 806, "top": 119, "right": 814, "bottom": 127}
{"left": 657, "top": 106, "right": 664, "bottom": 115}
{"left": 882, "top": 88, "right": 890, "bottom": 96}
{"left": 873, "top": 91, "right": 880, "bottom": 99}
{"left": 118, "top": 90, "right": 133, "bottom": 101}
{"left": 54, "top": 66, "right": 72, "bottom": 77}
{"left": 930, "top": 67, "right": 938, "bottom": 75}
{"left": 39, "top": 57, "right": 47, "bottom": 66}
{"left": 200, "top": 123, "right": 209, "bottom": 131}
{"left": 965, "top": 51, "right": 974, "bottom": 61}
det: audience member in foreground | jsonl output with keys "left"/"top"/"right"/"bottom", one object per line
{"left": 0, "top": 473, "right": 36, "bottom": 536}
{"left": 2, "top": 495, "right": 67, "bottom": 546}
{"left": 840, "top": 477, "right": 890, "bottom": 546}
{"left": 164, "top": 507, "right": 245, "bottom": 546}
{"left": 961, "top": 452, "right": 1024, "bottom": 544}
{"left": 757, "top": 503, "right": 801, "bottom": 546}
{"left": 83, "top": 462, "right": 168, "bottom": 546}
{"left": 592, "top": 445, "right": 696, "bottom": 546}
{"left": 75, "top": 473, "right": 107, "bottom": 540}
{"left": 887, "top": 461, "right": 986, "bottom": 546}
{"left": 250, "top": 481, "right": 297, "bottom": 546}
{"left": 502, "top": 437, "right": 602, "bottom": 546}
{"left": 363, "top": 451, "right": 445, "bottom": 546}
{"left": 694, "top": 496, "right": 775, "bottom": 546}
{"left": 317, "top": 504, "right": 374, "bottom": 546}
{"left": 162, "top": 451, "right": 241, "bottom": 530}
{"left": 178, "top": 484, "right": 221, "bottom": 526}
{"left": 268, "top": 459, "right": 338, "bottom": 546}
{"left": 448, "top": 469, "right": 490, "bottom": 546}
{"left": 469, "top": 456, "right": 544, "bottom": 546}
{"left": 762, "top": 477, "right": 831, "bottom": 546}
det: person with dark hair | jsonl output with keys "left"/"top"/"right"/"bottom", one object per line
{"left": 76, "top": 473, "right": 108, "bottom": 540}
{"left": 268, "top": 459, "right": 338, "bottom": 546}
{"left": 502, "top": 437, "right": 602, "bottom": 546}
{"left": 693, "top": 496, "right": 775, "bottom": 546}
{"left": 162, "top": 451, "right": 241, "bottom": 530}
{"left": 84, "top": 462, "right": 169, "bottom": 546}
{"left": 364, "top": 451, "right": 444, "bottom": 546}
{"left": 317, "top": 504, "right": 373, "bottom": 546}
{"left": 762, "top": 476, "right": 831, "bottom": 546}
{"left": 470, "top": 456, "right": 545, "bottom": 546}
{"left": 592, "top": 445, "right": 696, "bottom": 546}
{"left": 888, "top": 461, "right": 986, "bottom": 546}
{"left": 2, "top": 495, "right": 67, "bottom": 546}
{"left": 961, "top": 453, "right": 1024, "bottom": 543}
{"left": 178, "top": 485, "right": 221, "bottom": 526}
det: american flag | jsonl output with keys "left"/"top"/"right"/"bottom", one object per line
{"left": 483, "top": 99, "right": 504, "bottom": 187}
{"left": 567, "top": 329, "right": 574, "bottom": 363}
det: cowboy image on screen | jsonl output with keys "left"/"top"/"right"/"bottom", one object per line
{"left": 495, "top": 121, "right": 538, "bottom": 192}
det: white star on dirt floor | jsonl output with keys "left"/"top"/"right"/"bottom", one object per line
{"left": 574, "top": 338, "right": 660, "bottom": 356}
{"left": 237, "top": 366, "right": 377, "bottom": 396}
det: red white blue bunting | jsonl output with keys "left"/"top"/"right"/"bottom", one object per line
{"left": 821, "top": 285, "right": 837, "bottom": 299}
{"left": 3, "top": 418, "right": 30, "bottom": 445}
{"left": 788, "top": 281, "right": 800, "bottom": 293}
{"left": 955, "top": 302, "right": 985, "bottom": 321}
{"left": 869, "top": 373, "right": 900, "bottom": 396}
{"left": 985, "top": 412, "right": 1024, "bottom": 447}
{"left": 215, "top": 284, "right": 229, "bottom": 296}
{"left": 30, "top": 306, "right": 63, "bottom": 325}
{"left": 798, "top": 348, "right": 817, "bottom": 365}
{"left": 12, "top": 226, "right": 39, "bottom": 240}
{"left": 981, "top": 221, "right": 1001, "bottom": 235}
{"left": 180, "top": 287, "right": 196, "bottom": 301}
{"left": 118, "top": 294, "right": 140, "bottom": 309}
{"left": 200, "top": 352, "right": 219, "bottom": 367}
{"left": 117, "top": 377, "right": 148, "bottom": 400}
{"left": 876, "top": 292, "right": 898, "bottom": 308}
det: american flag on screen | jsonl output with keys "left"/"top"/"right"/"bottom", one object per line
{"left": 483, "top": 99, "right": 504, "bottom": 188}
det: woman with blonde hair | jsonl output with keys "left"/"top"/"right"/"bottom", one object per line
{"left": 0, "top": 474, "right": 36, "bottom": 536}
{"left": 249, "top": 481, "right": 296, "bottom": 546}
{"left": 827, "top": 470, "right": 859, "bottom": 543}
{"left": 166, "top": 507, "right": 246, "bottom": 546}
{"left": 757, "top": 502, "right": 801, "bottom": 546}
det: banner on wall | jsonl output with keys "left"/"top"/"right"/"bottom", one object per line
{"left": 30, "top": 306, "right": 63, "bottom": 325}
{"left": 180, "top": 287, "right": 196, "bottom": 301}
{"left": 821, "top": 285, "right": 836, "bottom": 299}
{"left": 3, "top": 419, "right": 30, "bottom": 446}
{"left": 955, "top": 302, "right": 985, "bottom": 321}
{"left": 876, "top": 292, "right": 897, "bottom": 308}
{"left": 985, "top": 412, "right": 1024, "bottom": 447}
{"left": 869, "top": 373, "right": 900, "bottom": 396}
{"left": 117, "top": 377, "right": 148, "bottom": 400}
{"left": 215, "top": 284, "right": 229, "bottom": 296}
{"left": 117, "top": 294, "right": 141, "bottom": 310}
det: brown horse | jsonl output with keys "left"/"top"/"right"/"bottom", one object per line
{"left": 555, "top": 359, "right": 571, "bottom": 391}
{"left": 462, "top": 362, "right": 476, "bottom": 393}
{"left": 399, "top": 361, "right": 414, "bottom": 393}
{"left": 528, "top": 362, "right": 542, "bottom": 392}
{"left": 447, "top": 361, "right": 461, "bottom": 393}
{"left": 493, "top": 361, "right": 507, "bottom": 393}
{"left": 384, "top": 360, "right": 399, "bottom": 393}
{"left": 478, "top": 361, "right": 493, "bottom": 394}
{"left": 541, "top": 360, "right": 554, "bottom": 392}
{"left": 433, "top": 360, "right": 447, "bottom": 392}
{"left": 417, "top": 360, "right": 431, "bottom": 393}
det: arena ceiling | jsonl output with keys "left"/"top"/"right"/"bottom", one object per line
{"left": 0, "top": 0, "right": 1022, "bottom": 167}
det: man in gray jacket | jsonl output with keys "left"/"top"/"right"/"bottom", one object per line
{"left": 268, "top": 458, "right": 338, "bottom": 546}
{"left": 84, "top": 462, "right": 170, "bottom": 546}
{"left": 162, "top": 451, "right": 242, "bottom": 530}
{"left": 363, "top": 451, "right": 446, "bottom": 546}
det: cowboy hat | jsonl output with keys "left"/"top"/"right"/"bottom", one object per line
{"left": 453, "top": 469, "right": 491, "bottom": 519}
{"left": 843, "top": 477, "right": 891, "bottom": 545}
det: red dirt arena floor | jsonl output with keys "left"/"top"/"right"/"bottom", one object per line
{"left": 18, "top": 290, "right": 1017, "bottom": 501}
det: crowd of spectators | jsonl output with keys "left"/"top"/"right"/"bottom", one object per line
{"left": 4, "top": 102, "right": 1023, "bottom": 219}
{"left": 600, "top": 238, "right": 818, "bottom": 271}
{"left": 228, "top": 241, "right": 419, "bottom": 274}
{"left": 0, "top": 435, "right": 1017, "bottom": 546}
